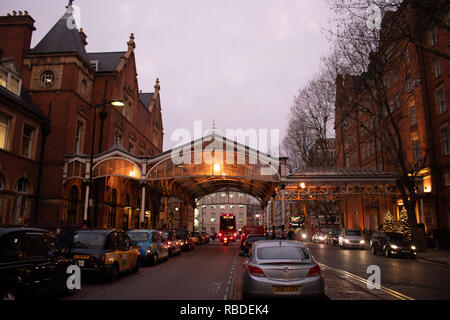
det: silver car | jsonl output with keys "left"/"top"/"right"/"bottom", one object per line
{"left": 338, "top": 229, "right": 366, "bottom": 249}
{"left": 242, "top": 240, "right": 325, "bottom": 299}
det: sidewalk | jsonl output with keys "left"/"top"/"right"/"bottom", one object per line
{"left": 417, "top": 249, "right": 450, "bottom": 265}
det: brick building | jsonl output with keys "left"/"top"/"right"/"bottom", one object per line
{"left": 335, "top": 2, "right": 449, "bottom": 240}
{"left": 0, "top": 3, "right": 164, "bottom": 229}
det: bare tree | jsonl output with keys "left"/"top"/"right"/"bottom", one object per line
{"left": 327, "top": 0, "right": 449, "bottom": 247}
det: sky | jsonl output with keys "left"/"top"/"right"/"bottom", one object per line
{"left": 0, "top": 0, "right": 333, "bottom": 151}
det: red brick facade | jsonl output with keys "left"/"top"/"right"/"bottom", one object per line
{"left": 335, "top": 4, "right": 450, "bottom": 240}
{"left": 0, "top": 6, "right": 164, "bottom": 229}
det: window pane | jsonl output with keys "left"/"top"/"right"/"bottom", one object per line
{"left": 9, "top": 76, "right": 19, "bottom": 95}
{"left": 21, "top": 124, "right": 34, "bottom": 157}
{"left": 0, "top": 70, "right": 8, "bottom": 88}
{"left": 0, "top": 113, "right": 10, "bottom": 150}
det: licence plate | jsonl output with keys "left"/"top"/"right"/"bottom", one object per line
{"left": 74, "top": 255, "right": 90, "bottom": 260}
{"left": 77, "top": 260, "right": 85, "bottom": 267}
{"left": 273, "top": 286, "right": 301, "bottom": 294}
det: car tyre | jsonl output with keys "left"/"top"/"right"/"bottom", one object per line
{"left": 132, "top": 257, "right": 140, "bottom": 273}
{"left": 107, "top": 264, "right": 119, "bottom": 282}
{"left": 371, "top": 246, "right": 377, "bottom": 255}
{"left": 151, "top": 253, "right": 158, "bottom": 266}
{"left": 385, "top": 248, "right": 391, "bottom": 258}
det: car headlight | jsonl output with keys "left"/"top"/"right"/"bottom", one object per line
{"left": 344, "top": 239, "right": 350, "bottom": 244}
{"left": 302, "top": 234, "right": 307, "bottom": 239}
{"left": 360, "top": 240, "right": 365, "bottom": 244}
{"left": 410, "top": 245, "right": 416, "bottom": 251}
{"left": 390, "top": 244, "right": 398, "bottom": 250}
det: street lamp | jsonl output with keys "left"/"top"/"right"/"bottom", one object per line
{"left": 83, "top": 82, "right": 124, "bottom": 228}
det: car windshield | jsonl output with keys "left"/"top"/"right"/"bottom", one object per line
{"left": 345, "top": 230, "right": 361, "bottom": 236}
{"left": 386, "top": 232, "right": 406, "bottom": 240}
{"left": 128, "top": 232, "right": 149, "bottom": 242}
{"left": 257, "top": 246, "right": 310, "bottom": 261}
{"left": 73, "top": 232, "right": 106, "bottom": 249}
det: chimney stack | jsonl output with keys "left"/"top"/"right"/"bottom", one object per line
{"left": 0, "top": 11, "right": 36, "bottom": 71}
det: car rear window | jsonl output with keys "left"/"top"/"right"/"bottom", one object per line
{"left": 128, "top": 232, "right": 149, "bottom": 242}
{"left": 247, "top": 236, "right": 266, "bottom": 244}
{"left": 73, "top": 232, "right": 106, "bottom": 249}
{"left": 257, "top": 246, "right": 310, "bottom": 260}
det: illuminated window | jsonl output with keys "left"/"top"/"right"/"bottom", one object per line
{"left": 0, "top": 112, "right": 11, "bottom": 150}
{"left": 14, "top": 178, "right": 29, "bottom": 225}
{"left": 428, "top": 27, "right": 437, "bottom": 46}
{"left": 40, "top": 70, "right": 54, "bottom": 87}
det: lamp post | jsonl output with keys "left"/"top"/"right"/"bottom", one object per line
{"left": 82, "top": 86, "right": 124, "bottom": 229}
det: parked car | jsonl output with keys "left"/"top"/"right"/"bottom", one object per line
{"left": 338, "top": 229, "right": 365, "bottom": 249}
{"left": 161, "top": 230, "right": 182, "bottom": 257}
{"left": 70, "top": 229, "right": 140, "bottom": 282}
{"left": 370, "top": 231, "right": 417, "bottom": 258}
{"left": 176, "top": 229, "right": 194, "bottom": 251}
{"left": 326, "top": 229, "right": 340, "bottom": 246}
{"left": 201, "top": 232, "right": 210, "bottom": 244}
{"left": 191, "top": 232, "right": 204, "bottom": 245}
{"left": 241, "top": 235, "right": 267, "bottom": 255}
{"left": 312, "top": 232, "right": 327, "bottom": 244}
{"left": 0, "top": 227, "right": 74, "bottom": 300}
{"left": 241, "top": 240, "right": 325, "bottom": 299}
{"left": 128, "top": 229, "right": 169, "bottom": 265}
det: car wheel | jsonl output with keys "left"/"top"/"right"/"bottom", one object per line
{"left": 385, "top": 248, "right": 391, "bottom": 258}
{"left": 107, "top": 264, "right": 119, "bottom": 282}
{"left": 2, "top": 290, "right": 16, "bottom": 301}
{"left": 132, "top": 257, "right": 140, "bottom": 273}
{"left": 151, "top": 253, "right": 158, "bottom": 265}
{"left": 371, "top": 246, "right": 377, "bottom": 255}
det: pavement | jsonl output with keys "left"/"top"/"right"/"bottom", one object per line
{"left": 416, "top": 249, "right": 450, "bottom": 265}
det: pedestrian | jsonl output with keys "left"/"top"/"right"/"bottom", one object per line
{"left": 287, "top": 229, "right": 295, "bottom": 240}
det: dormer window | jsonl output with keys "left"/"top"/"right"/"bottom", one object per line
{"left": 0, "top": 67, "right": 22, "bottom": 96}
{"left": 90, "top": 60, "right": 99, "bottom": 71}
{"left": 41, "top": 70, "right": 54, "bottom": 87}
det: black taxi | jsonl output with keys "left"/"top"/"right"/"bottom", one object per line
{"left": 0, "top": 227, "right": 74, "bottom": 300}
{"left": 70, "top": 229, "right": 140, "bottom": 282}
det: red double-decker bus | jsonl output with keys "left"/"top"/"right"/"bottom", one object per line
{"left": 218, "top": 214, "right": 237, "bottom": 242}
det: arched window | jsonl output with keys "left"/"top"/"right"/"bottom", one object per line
{"left": 67, "top": 186, "right": 79, "bottom": 226}
{"left": 108, "top": 189, "right": 117, "bottom": 228}
{"left": 14, "top": 178, "right": 29, "bottom": 225}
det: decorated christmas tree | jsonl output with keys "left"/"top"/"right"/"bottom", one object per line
{"left": 382, "top": 210, "right": 397, "bottom": 232}
{"left": 398, "top": 207, "right": 412, "bottom": 240}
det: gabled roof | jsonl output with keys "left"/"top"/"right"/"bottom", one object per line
{"left": 87, "top": 51, "right": 126, "bottom": 72}
{"left": 139, "top": 92, "right": 154, "bottom": 107}
{"left": 29, "top": 5, "right": 88, "bottom": 62}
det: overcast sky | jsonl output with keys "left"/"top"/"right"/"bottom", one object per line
{"left": 1, "top": 0, "right": 333, "bottom": 151}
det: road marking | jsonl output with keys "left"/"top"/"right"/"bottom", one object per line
{"left": 319, "top": 263, "right": 415, "bottom": 300}
{"left": 224, "top": 246, "right": 239, "bottom": 300}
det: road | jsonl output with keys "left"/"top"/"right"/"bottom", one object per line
{"left": 65, "top": 240, "right": 450, "bottom": 300}
{"left": 308, "top": 242, "right": 450, "bottom": 300}
{"left": 66, "top": 240, "right": 240, "bottom": 300}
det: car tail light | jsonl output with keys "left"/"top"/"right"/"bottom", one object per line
{"left": 307, "top": 265, "right": 321, "bottom": 277}
{"left": 219, "top": 233, "right": 222, "bottom": 237}
{"left": 168, "top": 241, "right": 171, "bottom": 246}
{"left": 234, "top": 232, "right": 237, "bottom": 237}
{"left": 247, "top": 265, "right": 265, "bottom": 277}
